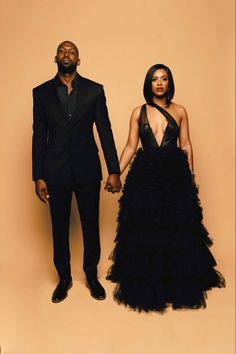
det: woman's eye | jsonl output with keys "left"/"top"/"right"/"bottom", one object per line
{"left": 162, "top": 77, "right": 168, "bottom": 81}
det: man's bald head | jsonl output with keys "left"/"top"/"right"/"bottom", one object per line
{"left": 56, "top": 41, "right": 79, "bottom": 56}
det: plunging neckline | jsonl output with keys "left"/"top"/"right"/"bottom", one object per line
{"left": 144, "top": 104, "right": 179, "bottom": 148}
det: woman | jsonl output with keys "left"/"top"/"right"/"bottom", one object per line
{"left": 106, "top": 64, "right": 225, "bottom": 313}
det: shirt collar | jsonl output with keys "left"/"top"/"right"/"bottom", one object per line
{"left": 54, "top": 73, "right": 81, "bottom": 87}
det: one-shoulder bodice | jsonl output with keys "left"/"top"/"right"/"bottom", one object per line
{"left": 139, "top": 103, "right": 179, "bottom": 149}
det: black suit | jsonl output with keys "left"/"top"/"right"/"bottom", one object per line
{"left": 32, "top": 73, "right": 120, "bottom": 279}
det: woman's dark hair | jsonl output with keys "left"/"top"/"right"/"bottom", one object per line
{"left": 143, "top": 64, "right": 175, "bottom": 106}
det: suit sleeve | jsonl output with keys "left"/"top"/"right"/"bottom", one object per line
{"left": 32, "top": 89, "right": 48, "bottom": 181}
{"left": 95, "top": 86, "right": 120, "bottom": 175}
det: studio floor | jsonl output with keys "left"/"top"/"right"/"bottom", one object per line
{"left": 1, "top": 260, "right": 234, "bottom": 354}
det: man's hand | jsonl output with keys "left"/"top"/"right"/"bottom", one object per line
{"left": 104, "top": 174, "right": 122, "bottom": 193}
{"left": 35, "top": 179, "right": 49, "bottom": 203}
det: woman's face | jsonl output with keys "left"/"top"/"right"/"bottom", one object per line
{"left": 151, "top": 69, "right": 169, "bottom": 97}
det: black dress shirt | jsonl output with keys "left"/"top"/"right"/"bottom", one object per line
{"left": 56, "top": 74, "right": 80, "bottom": 119}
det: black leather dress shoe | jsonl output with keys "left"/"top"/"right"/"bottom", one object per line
{"left": 51, "top": 279, "right": 72, "bottom": 303}
{"left": 86, "top": 277, "right": 106, "bottom": 300}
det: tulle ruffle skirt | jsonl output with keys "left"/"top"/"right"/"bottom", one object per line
{"left": 107, "top": 147, "right": 225, "bottom": 312}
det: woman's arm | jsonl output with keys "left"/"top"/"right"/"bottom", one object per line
{"left": 179, "top": 106, "right": 194, "bottom": 174}
{"left": 119, "top": 107, "right": 140, "bottom": 174}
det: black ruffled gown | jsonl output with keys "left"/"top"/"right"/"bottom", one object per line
{"left": 107, "top": 103, "right": 225, "bottom": 313}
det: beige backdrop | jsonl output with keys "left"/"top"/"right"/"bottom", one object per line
{"left": 1, "top": 0, "right": 235, "bottom": 354}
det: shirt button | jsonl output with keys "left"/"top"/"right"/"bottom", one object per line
{"left": 68, "top": 114, "right": 72, "bottom": 117}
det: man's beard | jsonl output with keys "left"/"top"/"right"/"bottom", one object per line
{"left": 57, "top": 62, "right": 77, "bottom": 74}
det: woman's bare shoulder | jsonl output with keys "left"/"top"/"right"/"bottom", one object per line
{"left": 132, "top": 105, "right": 143, "bottom": 114}
{"left": 171, "top": 102, "right": 187, "bottom": 112}
{"left": 170, "top": 102, "right": 188, "bottom": 119}
{"left": 130, "top": 105, "right": 143, "bottom": 121}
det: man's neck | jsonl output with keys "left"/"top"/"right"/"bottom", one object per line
{"left": 58, "top": 71, "right": 77, "bottom": 86}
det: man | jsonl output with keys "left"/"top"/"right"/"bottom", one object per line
{"left": 32, "top": 41, "right": 121, "bottom": 303}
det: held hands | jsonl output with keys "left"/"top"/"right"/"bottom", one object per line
{"left": 35, "top": 179, "right": 50, "bottom": 203}
{"left": 104, "top": 174, "right": 122, "bottom": 193}
{"left": 36, "top": 175, "right": 121, "bottom": 200}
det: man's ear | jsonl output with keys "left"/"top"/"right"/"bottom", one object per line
{"left": 77, "top": 58, "right": 81, "bottom": 66}
{"left": 54, "top": 56, "right": 57, "bottom": 63}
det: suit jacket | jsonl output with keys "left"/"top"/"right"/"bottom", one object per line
{"left": 32, "top": 74, "right": 120, "bottom": 186}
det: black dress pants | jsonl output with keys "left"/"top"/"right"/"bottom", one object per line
{"left": 47, "top": 182, "right": 101, "bottom": 280}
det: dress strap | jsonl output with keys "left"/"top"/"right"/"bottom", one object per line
{"left": 149, "top": 102, "right": 179, "bottom": 129}
{"left": 138, "top": 104, "right": 148, "bottom": 125}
